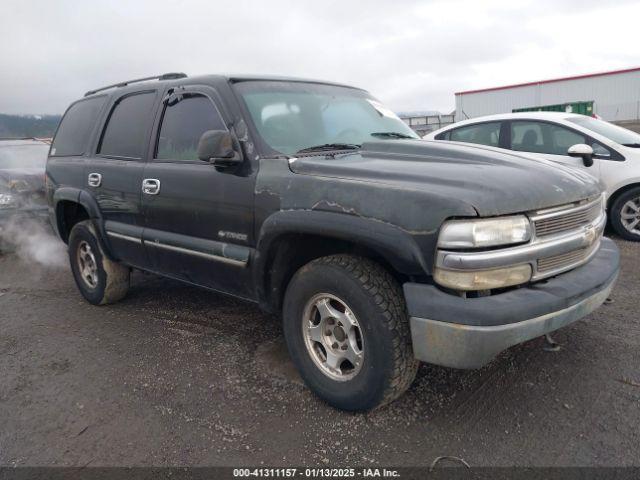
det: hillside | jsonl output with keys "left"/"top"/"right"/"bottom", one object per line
{"left": 0, "top": 114, "right": 61, "bottom": 138}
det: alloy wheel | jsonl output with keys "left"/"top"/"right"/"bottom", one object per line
{"left": 302, "top": 293, "right": 364, "bottom": 381}
{"left": 76, "top": 240, "right": 99, "bottom": 289}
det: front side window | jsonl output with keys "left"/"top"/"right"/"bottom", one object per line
{"left": 51, "top": 96, "right": 106, "bottom": 157}
{"left": 511, "top": 121, "right": 586, "bottom": 156}
{"left": 156, "top": 94, "right": 226, "bottom": 161}
{"left": 99, "top": 92, "right": 156, "bottom": 159}
{"left": 234, "top": 81, "right": 418, "bottom": 155}
{"left": 449, "top": 122, "right": 501, "bottom": 147}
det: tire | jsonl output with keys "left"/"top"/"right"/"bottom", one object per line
{"left": 68, "top": 220, "right": 130, "bottom": 305}
{"left": 283, "top": 254, "right": 419, "bottom": 411}
{"left": 610, "top": 187, "right": 640, "bottom": 241}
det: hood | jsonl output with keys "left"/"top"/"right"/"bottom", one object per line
{"left": 289, "top": 140, "right": 602, "bottom": 216}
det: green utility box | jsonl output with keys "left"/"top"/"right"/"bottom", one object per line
{"left": 513, "top": 101, "right": 594, "bottom": 116}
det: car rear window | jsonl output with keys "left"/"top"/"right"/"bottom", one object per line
{"left": 98, "top": 92, "right": 156, "bottom": 159}
{"left": 50, "top": 96, "right": 106, "bottom": 157}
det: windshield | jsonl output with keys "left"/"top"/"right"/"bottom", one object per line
{"left": 234, "top": 81, "right": 418, "bottom": 155}
{"left": 0, "top": 143, "right": 49, "bottom": 169}
{"left": 568, "top": 116, "right": 640, "bottom": 146}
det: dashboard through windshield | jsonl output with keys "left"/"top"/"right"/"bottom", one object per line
{"left": 234, "top": 81, "right": 418, "bottom": 155}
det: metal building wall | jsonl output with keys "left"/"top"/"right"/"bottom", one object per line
{"left": 455, "top": 69, "right": 640, "bottom": 123}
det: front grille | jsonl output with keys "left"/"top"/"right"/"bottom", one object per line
{"left": 537, "top": 247, "right": 590, "bottom": 273}
{"left": 533, "top": 199, "right": 601, "bottom": 238}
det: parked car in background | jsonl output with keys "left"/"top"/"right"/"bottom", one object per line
{"left": 425, "top": 112, "right": 640, "bottom": 241}
{"left": 0, "top": 138, "right": 50, "bottom": 246}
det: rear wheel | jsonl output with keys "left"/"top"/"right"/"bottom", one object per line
{"left": 68, "top": 220, "right": 130, "bottom": 305}
{"left": 610, "top": 187, "right": 640, "bottom": 241}
{"left": 283, "top": 254, "right": 418, "bottom": 411}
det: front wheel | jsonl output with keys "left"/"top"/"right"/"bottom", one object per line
{"left": 68, "top": 220, "right": 130, "bottom": 305}
{"left": 610, "top": 187, "right": 640, "bottom": 241}
{"left": 282, "top": 254, "right": 419, "bottom": 411}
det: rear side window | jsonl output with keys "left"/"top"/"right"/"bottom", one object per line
{"left": 51, "top": 96, "right": 106, "bottom": 156}
{"left": 156, "top": 94, "right": 226, "bottom": 161}
{"left": 99, "top": 92, "right": 156, "bottom": 159}
{"left": 449, "top": 122, "right": 501, "bottom": 147}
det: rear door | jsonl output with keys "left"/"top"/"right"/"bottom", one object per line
{"left": 141, "top": 85, "right": 256, "bottom": 298}
{"left": 87, "top": 90, "right": 159, "bottom": 267}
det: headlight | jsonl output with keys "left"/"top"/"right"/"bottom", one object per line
{"left": 434, "top": 264, "right": 532, "bottom": 291}
{"left": 0, "top": 193, "right": 16, "bottom": 208}
{"left": 438, "top": 215, "right": 531, "bottom": 249}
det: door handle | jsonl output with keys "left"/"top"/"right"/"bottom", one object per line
{"left": 87, "top": 173, "right": 102, "bottom": 187}
{"left": 142, "top": 178, "right": 161, "bottom": 195}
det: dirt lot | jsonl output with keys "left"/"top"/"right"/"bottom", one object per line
{"left": 0, "top": 234, "right": 639, "bottom": 468}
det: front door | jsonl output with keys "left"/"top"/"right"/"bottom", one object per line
{"left": 508, "top": 120, "right": 603, "bottom": 179}
{"left": 141, "top": 86, "right": 256, "bottom": 298}
{"left": 88, "top": 90, "right": 159, "bottom": 267}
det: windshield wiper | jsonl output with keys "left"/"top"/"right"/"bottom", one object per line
{"left": 296, "top": 143, "right": 361, "bottom": 153}
{"left": 370, "top": 132, "right": 415, "bottom": 139}
{"left": 622, "top": 143, "right": 640, "bottom": 148}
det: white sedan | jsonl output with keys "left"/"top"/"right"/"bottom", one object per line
{"left": 425, "top": 112, "right": 640, "bottom": 241}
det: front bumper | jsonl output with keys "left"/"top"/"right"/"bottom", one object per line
{"left": 404, "top": 237, "right": 619, "bottom": 369}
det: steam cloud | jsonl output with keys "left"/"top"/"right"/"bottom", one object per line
{"left": 0, "top": 216, "right": 67, "bottom": 268}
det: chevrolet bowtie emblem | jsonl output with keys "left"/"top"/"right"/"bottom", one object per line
{"left": 584, "top": 225, "right": 597, "bottom": 245}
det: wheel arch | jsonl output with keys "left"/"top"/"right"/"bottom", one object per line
{"left": 53, "top": 188, "right": 115, "bottom": 259}
{"left": 254, "top": 210, "right": 429, "bottom": 313}
{"left": 607, "top": 182, "right": 640, "bottom": 212}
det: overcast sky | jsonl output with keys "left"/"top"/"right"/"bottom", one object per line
{"left": 1, "top": 0, "right": 639, "bottom": 115}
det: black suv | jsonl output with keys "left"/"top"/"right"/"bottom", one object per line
{"left": 46, "top": 73, "right": 619, "bottom": 410}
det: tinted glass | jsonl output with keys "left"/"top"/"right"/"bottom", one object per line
{"left": 99, "top": 92, "right": 156, "bottom": 159}
{"left": 156, "top": 95, "right": 225, "bottom": 161}
{"left": 449, "top": 122, "right": 501, "bottom": 147}
{"left": 51, "top": 96, "right": 106, "bottom": 156}
{"left": 511, "top": 121, "right": 586, "bottom": 155}
{"left": 0, "top": 143, "right": 49, "bottom": 169}
{"left": 235, "top": 81, "right": 418, "bottom": 155}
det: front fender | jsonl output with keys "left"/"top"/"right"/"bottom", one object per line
{"left": 256, "top": 209, "right": 431, "bottom": 275}
{"left": 253, "top": 209, "right": 435, "bottom": 312}
{"left": 606, "top": 178, "right": 640, "bottom": 205}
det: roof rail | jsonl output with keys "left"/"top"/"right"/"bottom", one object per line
{"left": 84, "top": 72, "right": 187, "bottom": 97}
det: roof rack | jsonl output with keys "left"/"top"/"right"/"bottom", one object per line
{"left": 84, "top": 72, "right": 187, "bottom": 97}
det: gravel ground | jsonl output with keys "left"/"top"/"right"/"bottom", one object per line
{"left": 0, "top": 234, "right": 638, "bottom": 468}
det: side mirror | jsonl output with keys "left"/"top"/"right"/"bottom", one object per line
{"left": 197, "top": 130, "right": 242, "bottom": 166}
{"left": 567, "top": 143, "right": 594, "bottom": 167}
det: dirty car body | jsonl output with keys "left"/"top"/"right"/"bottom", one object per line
{"left": 0, "top": 139, "right": 50, "bottom": 237}
{"left": 46, "top": 74, "right": 619, "bottom": 410}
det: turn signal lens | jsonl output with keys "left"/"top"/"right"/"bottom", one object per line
{"left": 434, "top": 264, "right": 532, "bottom": 291}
